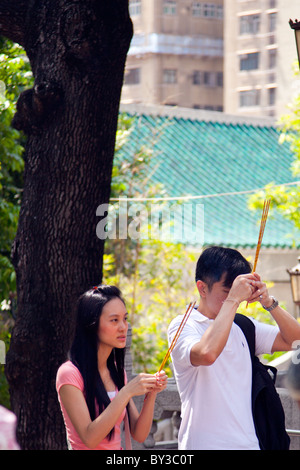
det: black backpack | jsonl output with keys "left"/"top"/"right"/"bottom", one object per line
{"left": 234, "top": 313, "right": 290, "bottom": 450}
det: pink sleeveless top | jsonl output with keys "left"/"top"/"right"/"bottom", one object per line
{"left": 56, "top": 361, "right": 126, "bottom": 450}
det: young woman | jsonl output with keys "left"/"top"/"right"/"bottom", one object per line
{"left": 56, "top": 285, "right": 167, "bottom": 450}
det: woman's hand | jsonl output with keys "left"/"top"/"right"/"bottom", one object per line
{"left": 150, "top": 371, "right": 168, "bottom": 395}
{"left": 127, "top": 370, "right": 168, "bottom": 442}
{"left": 125, "top": 371, "right": 167, "bottom": 398}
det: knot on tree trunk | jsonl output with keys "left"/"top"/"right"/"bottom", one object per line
{"left": 12, "top": 81, "right": 63, "bottom": 134}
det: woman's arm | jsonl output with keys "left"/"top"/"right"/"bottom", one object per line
{"left": 59, "top": 372, "right": 163, "bottom": 449}
{"left": 127, "top": 371, "right": 167, "bottom": 443}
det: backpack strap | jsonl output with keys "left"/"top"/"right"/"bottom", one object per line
{"left": 234, "top": 313, "right": 255, "bottom": 359}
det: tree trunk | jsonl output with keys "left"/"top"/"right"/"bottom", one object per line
{"left": 1, "top": 0, "right": 133, "bottom": 449}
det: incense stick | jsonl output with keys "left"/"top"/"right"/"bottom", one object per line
{"left": 158, "top": 301, "right": 196, "bottom": 372}
{"left": 246, "top": 198, "right": 271, "bottom": 307}
{"left": 252, "top": 198, "right": 271, "bottom": 273}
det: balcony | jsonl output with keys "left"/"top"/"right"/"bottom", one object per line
{"left": 128, "top": 33, "right": 223, "bottom": 58}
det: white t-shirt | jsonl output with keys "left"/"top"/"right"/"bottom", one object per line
{"left": 168, "top": 308, "right": 279, "bottom": 450}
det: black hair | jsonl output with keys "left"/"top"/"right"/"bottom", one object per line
{"left": 195, "top": 246, "right": 252, "bottom": 290}
{"left": 69, "top": 285, "right": 126, "bottom": 441}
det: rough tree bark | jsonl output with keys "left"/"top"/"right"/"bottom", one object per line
{"left": 1, "top": 0, "right": 133, "bottom": 449}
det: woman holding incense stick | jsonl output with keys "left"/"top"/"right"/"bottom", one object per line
{"left": 56, "top": 285, "right": 167, "bottom": 450}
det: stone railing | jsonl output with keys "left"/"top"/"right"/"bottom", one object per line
{"left": 125, "top": 326, "right": 300, "bottom": 450}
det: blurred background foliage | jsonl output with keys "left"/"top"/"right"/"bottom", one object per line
{"left": 0, "top": 39, "right": 32, "bottom": 408}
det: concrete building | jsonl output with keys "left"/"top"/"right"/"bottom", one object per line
{"left": 122, "top": 1, "right": 300, "bottom": 119}
{"left": 121, "top": 0, "right": 224, "bottom": 110}
{"left": 224, "top": 0, "right": 300, "bottom": 119}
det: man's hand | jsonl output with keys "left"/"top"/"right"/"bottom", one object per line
{"left": 227, "top": 273, "right": 257, "bottom": 304}
{"left": 246, "top": 272, "right": 272, "bottom": 306}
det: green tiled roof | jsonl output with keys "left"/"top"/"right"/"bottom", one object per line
{"left": 117, "top": 105, "right": 299, "bottom": 249}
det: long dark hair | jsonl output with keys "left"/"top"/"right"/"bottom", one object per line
{"left": 70, "top": 285, "right": 126, "bottom": 440}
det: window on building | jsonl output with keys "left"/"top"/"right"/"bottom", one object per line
{"left": 239, "top": 89, "right": 260, "bottom": 107}
{"left": 163, "top": 0, "right": 177, "bottom": 15}
{"left": 193, "top": 71, "right": 223, "bottom": 87}
{"left": 129, "top": 0, "right": 141, "bottom": 16}
{"left": 216, "top": 5, "right": 223, "bottom": 19}
{"left": 268, "top": 49, "right": 276, "bottom": 69}
{"left": 268, "top": 12, "right": 277, "bottom": 32}
{"left": 240, "top": 14, "right": 260, "bottom": 35}
{"left": 203, "top": 3, "right": 215, "bottom": 17}
{"left": 268, "top": 87, "right": 276, "bottom": 106}
{"left": 163, "top": 69, "right": 177, "bottom": 84}
{"left": 216, "top": 72, "right": 223, "bottom": 87}
{"left": 240, "top": 52, "right": 259, "bottom": 71}
{"left": 191, "top": 2, "right": 223, "bottom": 19}
{"left": 192, "top": 2, "right": 203, "bottom": 17}
{"left": 124, "top": 68, "right": 140, "bottom": 85}
{"left": 193, "top": 71, "right": 202, "bottom": 85}
{"left": 203, "top": 71, "right": 216, "bottom": 86}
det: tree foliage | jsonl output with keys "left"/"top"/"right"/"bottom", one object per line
{"left": 0, "top": 38, "right": 32, "bottom": 303}
{"left": 0, "top": 38, "right": 33, "bottom": 408}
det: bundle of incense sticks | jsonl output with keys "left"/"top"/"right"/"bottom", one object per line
{"left": 246, "top": 197, "right": 271, "bottom": 307}
{"left": 158, "top": 301, "right": 196, "bottom": 372}
{"left": 252, "top": 198, "right": 271, "bottom": 273}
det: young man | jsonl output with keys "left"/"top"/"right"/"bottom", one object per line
{"left": 168, "top": 246, "right": 300, "bottom": 450}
